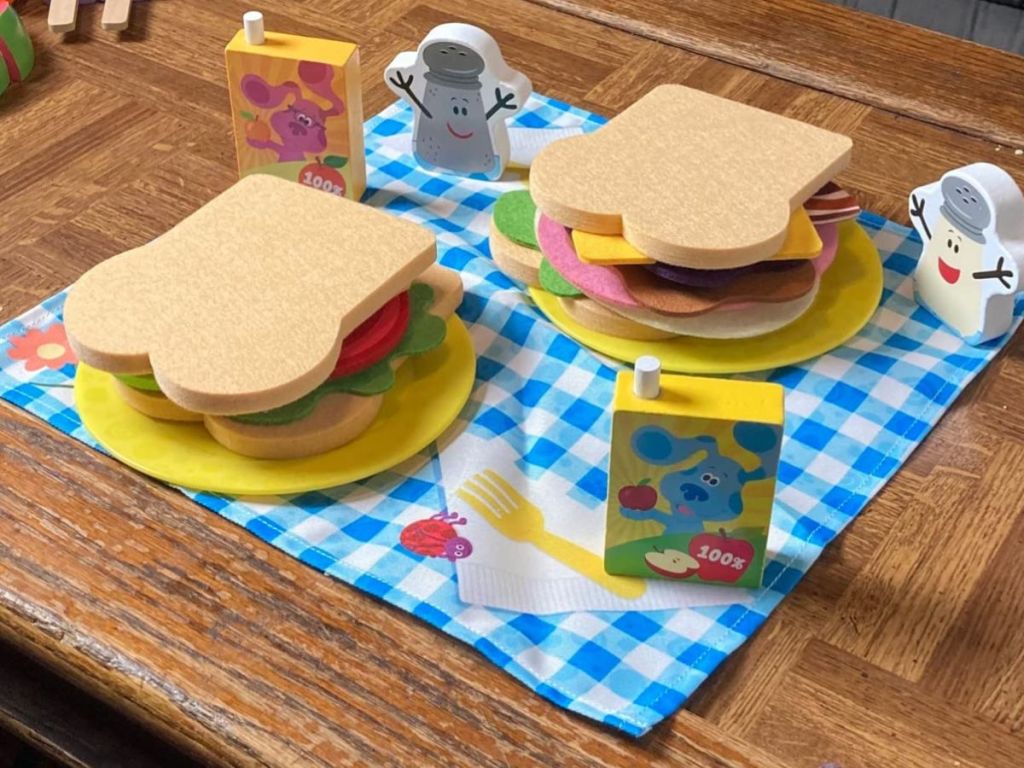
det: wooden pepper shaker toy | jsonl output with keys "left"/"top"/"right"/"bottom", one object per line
{"left": 385, "top": 22, "right": 530, "bottom": 180}
{"left": 909, "top": 162, "right": 1024, "bottom": 345}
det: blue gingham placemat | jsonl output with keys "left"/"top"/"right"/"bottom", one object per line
{"left": 0, "top": 95, "right": 1017, "bottom": 736}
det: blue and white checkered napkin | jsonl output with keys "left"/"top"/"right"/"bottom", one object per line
{"left": 0, "top": 95, "right": 1017, "bottom": 736}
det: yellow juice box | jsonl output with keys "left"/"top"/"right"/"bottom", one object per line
{"left": 225, "top": 23, "right": 366, "bottom": 200}
{"left": 605, "top": 367, "right": 783, "bottom": 588}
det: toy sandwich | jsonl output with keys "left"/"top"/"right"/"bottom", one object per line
{"left": 64, "top": 174, "right": 463, "bottom": 460}
{"left": 490, "top": 84, "right": 862, "bottom": 341}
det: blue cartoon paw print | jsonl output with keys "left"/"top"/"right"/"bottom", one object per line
{"left": 620, "top": 422, "right": 780, "bottom": 535}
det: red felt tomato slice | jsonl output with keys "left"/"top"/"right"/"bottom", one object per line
{"left": 330, "top": 292, "right": 410, "bottom": 379}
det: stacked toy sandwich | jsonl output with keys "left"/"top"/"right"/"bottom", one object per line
{"left": 65, "top": 175, "right": 462, "bottom": 460}
{"left": 489, "top": 85, "right": 862, "bottom": 341}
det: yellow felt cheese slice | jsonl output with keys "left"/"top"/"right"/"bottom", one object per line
{"left": 572, "top": 228, "right": 655, "bottom": 266}
{"left": 776, "top": 207, "right": 823, "bottom": 261}
{"left": 574, "top": 207, "right": 823, "bottom": 266}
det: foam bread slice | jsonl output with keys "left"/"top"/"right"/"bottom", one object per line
{"left": 489, "top": 217, "right": 543, "bottom": 285}
{"left": 204, "top": 264, "right": 464, "bottom": 459}
{"left": 65, "top": 175, "right": 436, "bottom": 416}
{"left": 530, "top": 84, "right": 851, "bottom": 268}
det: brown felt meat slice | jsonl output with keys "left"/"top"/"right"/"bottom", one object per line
{"left": 617, "top": 260, "right": 817, "bottom": 317}
{"left": 64, "top": 174, "right": 436, "bottom": 416}
{"left": 603, "top": 283, "right": 820, "bottom": 339}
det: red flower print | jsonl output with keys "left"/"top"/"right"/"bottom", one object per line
{"left": 7, "top": 323, "right": 77, "bottom": 372}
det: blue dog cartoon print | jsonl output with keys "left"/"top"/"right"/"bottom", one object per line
{"left": 621, "top": 422, "right": 781, "bottom": 534}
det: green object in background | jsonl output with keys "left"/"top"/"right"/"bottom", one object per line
{"left": 493, "top": 190, "right": 539, "bottom": 250}
{"left": 0, "top": 1, "right": 34, "bottom": 96}
{"left": 539, "top": 257, "right": 582, "bottom": 298}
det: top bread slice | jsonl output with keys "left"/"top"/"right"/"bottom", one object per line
{"left": 529, "top": 84, "right": 852, "bottom": 268}
{"left": 65, "top": 175, "right": 436, "bottom": 416}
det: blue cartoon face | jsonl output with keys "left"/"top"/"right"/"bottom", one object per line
{"left": 624, "top": 422, "right": 780, "bottom": 534}
{"left": 662, "top": 456, "right": 745, "bottom": 522}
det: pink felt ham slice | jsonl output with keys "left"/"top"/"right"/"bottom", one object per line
{"left": 536, "top": 214, "right": 640, "bottom": 309}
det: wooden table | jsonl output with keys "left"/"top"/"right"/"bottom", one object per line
{"left": 2, "top": 1, "right": 1024, "bottom": 765}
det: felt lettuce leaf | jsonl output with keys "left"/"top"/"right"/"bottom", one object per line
{"left": 230, "top": 282, "right": 445, "bottom": 426}
{"left": 493, "top": 190, "right": 539, "bottom": 250}
{"left": 118, "top": 373, "right": 161, "bottom": 391}
{"left": 539, "top": 257, "right": 583, "bottom": 298}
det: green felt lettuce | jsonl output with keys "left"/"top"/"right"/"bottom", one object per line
{"left": 230, "top": 282, "right": 446, "bottom": 426}
{"left": 118, "top": 373, "right": 161, "bottom": 391}
{"left": 539, "top": 257, "right": 583, "bottom": 298}
{"left": 493, "top": 190, "right": 539, "bottom": 250}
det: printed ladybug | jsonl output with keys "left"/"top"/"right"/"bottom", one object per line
{"left": 399, "top": 510, "right": 473, "bottom": 562}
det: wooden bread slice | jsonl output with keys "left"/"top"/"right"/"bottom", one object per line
{"left": 202, "top": 264, "right": 463, "bottom": 459}
{"left": 530, "top": 84, "right": 851, "bottom": 268}
{"left": 489, "top": 217, "right": 543, "bottom": 286}
{"left": 65, "top": 174, "right": 436, "bottom": 416}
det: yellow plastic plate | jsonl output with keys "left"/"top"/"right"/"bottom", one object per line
{"left": 75, "top": 317, "right": 475, "bottom": 496}
{"left": 530, "top": 220, "right": 882, "bottom": 374}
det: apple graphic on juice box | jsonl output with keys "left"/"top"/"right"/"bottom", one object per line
{"left": 689, "top": 528, "right": 755, "bottom": 583}
{"left": 618, "top": 478, "right": 657, "bottom": 510}
{"left": 644, "top": 546, "right": 699, "bottom": 579}
{"left": 299, "top": 155, "right": 348, "bottom": 197}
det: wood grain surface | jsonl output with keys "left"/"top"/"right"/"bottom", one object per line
{"left": 1, "top": 0, "right": 1023, "bottom": 766}
{"left": 0, "top": 636, "right": 200, "bottom": 768}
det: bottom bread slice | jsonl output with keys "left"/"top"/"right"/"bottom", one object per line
{"left": 114, "top": 379, "right": 203, "bottom": 422}
{"left": 490, "top": 217, "right": 542, "bottom": 286}
{"left": 204, "top": 391, "right": 384, "bottom": 460}
{"left": 559, "top": 296, "right": 677, "bottom": 341}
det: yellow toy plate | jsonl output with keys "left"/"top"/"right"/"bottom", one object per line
{"left": 530, "top": 220, "right": 881, "bottom": 374}
{"left": 75, "top": 317, "right": 475, "bottom": 496}
{"left": 573, "top": 207, "right": 822, "bottom": 266}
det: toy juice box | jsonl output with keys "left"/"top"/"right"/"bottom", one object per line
{"left": 225, "top": 27, "right": 366, "bottom": 201}
{"left": 605, "top": 369, "right": 784, "bottom": 588}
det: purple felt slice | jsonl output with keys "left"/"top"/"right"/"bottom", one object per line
{"left": 644, "top": 259, "right": 800, "bottom": 288}
{"left": 643, "top": 222, "right": 838, "bottom": 288}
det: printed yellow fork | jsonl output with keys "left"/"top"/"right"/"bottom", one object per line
{"left": 456, "top": 470, "right": 646, "bottom": 600}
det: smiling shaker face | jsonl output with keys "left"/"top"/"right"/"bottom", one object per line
{"left": 444, "top": 94, "right": 480, "bottom": 137}
{"left": 918, "top": 212, "right": 983, "bottom": 336}
{"left": 417, "top": 82, "right": 494, "bottom": 172}
{"left": 933, "top": 224, "right": 984, "bottom": 285}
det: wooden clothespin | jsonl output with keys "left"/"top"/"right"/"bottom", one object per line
{"left": 101, "top": 0, "right": 132, "bottom": 31}
{"left": 47, "top": 0, "right": 134, "bottom": 34}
